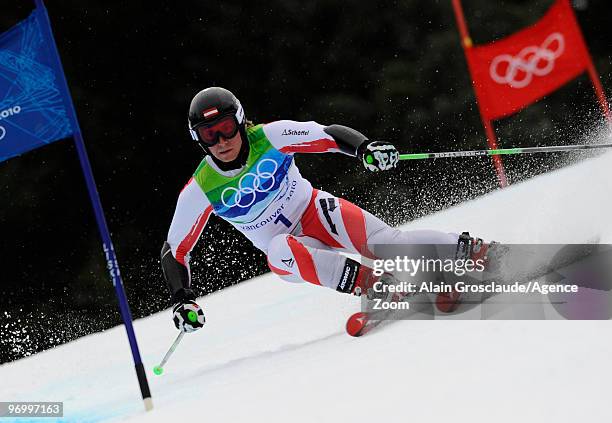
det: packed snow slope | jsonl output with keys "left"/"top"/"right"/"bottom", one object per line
{"left": 2, "top": 149, "right": 612, "bottom": 423}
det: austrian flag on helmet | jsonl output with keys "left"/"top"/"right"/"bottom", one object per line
{"left": 202, "top": 107, "right": 219, "bottom": 119}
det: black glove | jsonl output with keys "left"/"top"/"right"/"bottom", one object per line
{"left": 171, "top": 288, "right": 205, "bottom": 333}
{"left": 358, "top": 141, "right": 399, "bottom": 172}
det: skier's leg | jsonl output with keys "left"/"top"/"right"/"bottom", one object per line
{"left": 299, "top": 189, "right": 459, "bottom": 257}
{"left": 267, "top": 189, "right": 456, "bottom": 294}
{"left": 323, "top": 197, "right": 495, "bottom": 311}
{"left": 267, "top": 190, "right": 491, "bottom": 300}
{"left": 267, "top": 233, "right": 364, "bottom": 290}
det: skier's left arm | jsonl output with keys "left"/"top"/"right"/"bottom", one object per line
{"left": 263, "top": 120, "right": 399, "bottom": 171}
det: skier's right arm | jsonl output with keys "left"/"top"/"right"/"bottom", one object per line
{"left": 161, "top": 178, "right": 213, "bottom": 331}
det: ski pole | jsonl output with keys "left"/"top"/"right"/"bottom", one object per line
{"left": 153, "top": 331, "right": 185, "bottom": 375}
{"left": 399, "top": 142, "right": 612, "bottom": 161}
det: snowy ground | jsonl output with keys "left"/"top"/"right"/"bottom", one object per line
{"left": 2, "top": 148, "right": 612, "bottom": 423}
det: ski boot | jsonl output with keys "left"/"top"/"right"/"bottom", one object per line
{"left": 435, "top": 232, "right": 495, "bottom": 313}
{"left": 341, "top": 259, "right": 407, "bottom": 337}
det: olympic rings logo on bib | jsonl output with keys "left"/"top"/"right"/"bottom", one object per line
{"left": 489, "top": 32, "right": 565, "bottom": 89}
{"left": 221, "top": 158, "right": 279, "bottom": 208}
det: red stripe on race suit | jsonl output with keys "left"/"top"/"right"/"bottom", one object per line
{"left": 300, "top": 189, "right": 344, "bottom": 249}
{"left": 279, "top": 138, "right": 339, "bottom": 154}
{"left": 338, "top": 198, "right": 375, "bottom": 258}
{"left": 180, "top": 177, "right": 194, "bottom": 194}
{"left": 267, "top": 258, "right": 292, "bottom": 276}
{"left": 175, "top": 205, "right": 213, "bottom": 266}
{"left": 286, "top": 235, "right": 322, "bottom": 285}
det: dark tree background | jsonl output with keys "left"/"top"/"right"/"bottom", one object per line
{"left": 1, "top": 0, "right": 610, "bottom": 362}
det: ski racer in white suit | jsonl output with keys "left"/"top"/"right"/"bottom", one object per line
{"left": 162, "top": 87, "right": 484, "bottom": 332}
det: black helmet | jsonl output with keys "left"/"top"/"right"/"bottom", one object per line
{"left": 188, "top": 87, "right": 246, "bottom": 148}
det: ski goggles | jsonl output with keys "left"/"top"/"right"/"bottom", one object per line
{"left": 192, "top": 115, "right": 240, "bottom": 147}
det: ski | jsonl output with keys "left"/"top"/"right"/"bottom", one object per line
{"left": 345, "top": 311, "right": 381, "bottom": 337}
{"left": 345, "top": 241, "right": 604, "bottom": 337}
{"left": 345, "top": 293, "right": 421, "bottom": 337}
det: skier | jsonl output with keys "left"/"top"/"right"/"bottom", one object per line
{"left": 161, "top": 87, "right": 487, "bottom": 333}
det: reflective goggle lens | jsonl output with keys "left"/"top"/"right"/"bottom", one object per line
{"left": 197, "top": 115, "right": 239, "bottom": 146}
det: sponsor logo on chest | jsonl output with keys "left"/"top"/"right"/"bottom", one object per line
{"left": 281, "top": 129, "right": 309, "bottom": 136}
